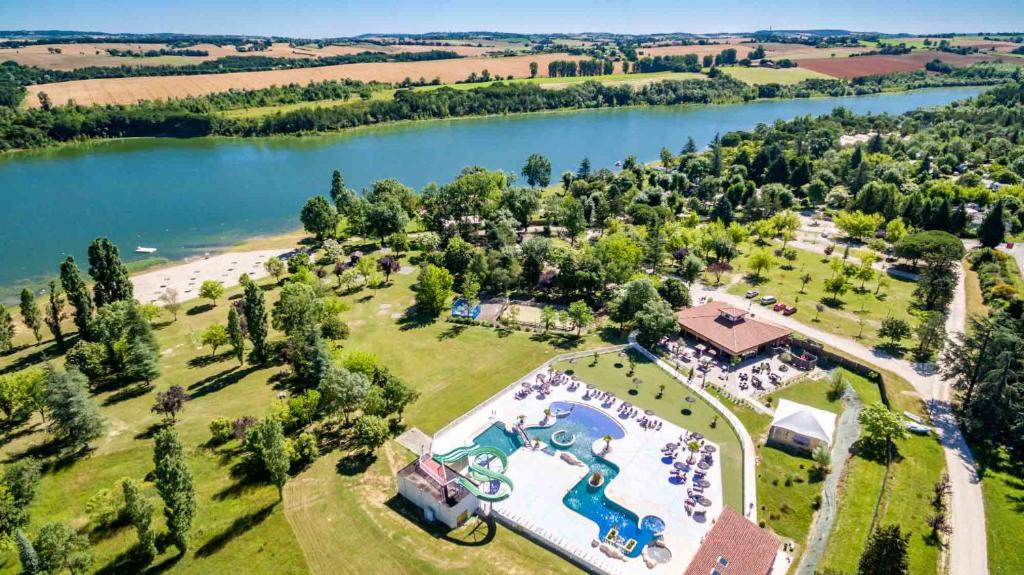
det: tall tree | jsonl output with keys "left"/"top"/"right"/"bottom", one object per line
{"left": 44, "top": 281, "right": 65, "bottom": 348}
{"left": 35, "top": 522, "right": 92, "bottom": 575}
{"left": 152, "top": 427, "right": 196, "bottom": 554}
{"left": 521, "top": 153, "right": 552, "bottom": 187}
{"left": 414, "top": 265, "right": 454, "bottom": 317}
{"left": 243, "top": 280, "right": 269, "bottom": 363}
{"left": 300, "top": 196, "right": 339, "bottom": 241}
{"left": 59, "top": 257, "right": 93, "bottom": 339}
{"left": 858, "top": 524, "right": 910, "bottom": 575}
{"left": 0, "top": 307, "right": 12, "bottom": 353}
{"left": 122, "top": 478, "right": 157, "bottom": 562}
{"left": 978, "top": 200, "right": 1005, "bottom": 248}
{"left": 87, "top": 238, "right": 133, "bottom": 307}
{"left": 318, "top": 366, "right": 368, "bottom": 424}
{"left": 19, "top": 289, "right": 42, "bottom": 344}
{"left": 227, "top": 306, "right": 245, "bottom": 366}
{"left": 248, "top": 418, "right": 290, "bottom": 498}
{"left": 16, "top": 530, "right": 41, "bottom": 575}
{"left": 43, "top": 366, "right": 104, "bottom": 449}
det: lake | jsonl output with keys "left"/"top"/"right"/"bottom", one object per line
{"left": 0, "top": 86, "right": 984, "bottom": 291}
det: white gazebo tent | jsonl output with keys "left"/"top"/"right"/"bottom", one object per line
{"left": 767, "top": 399, "right": 838, "bottom": 453}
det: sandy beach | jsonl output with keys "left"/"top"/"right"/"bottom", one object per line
{"left": 132, "top": 249, "right": 293, "bottom": 304}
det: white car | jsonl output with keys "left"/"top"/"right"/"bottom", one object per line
{"left": 745, "top": 289, "right": 759, "bottom": 299}
{"left": 760, "top": 295, "right": 777, "bottom": 305}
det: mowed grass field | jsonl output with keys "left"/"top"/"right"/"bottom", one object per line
{"left": 24, "top": 53, "right": 588, "bottom": 108}
{"left": 723, "top": 66, "right": 835, "bottom": 85}
{"left": 0, "top": 245, "right": 619, "bottom": 574}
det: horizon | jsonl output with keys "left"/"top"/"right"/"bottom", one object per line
{"left": 3, "top": 0, "right": 1024, "bottom": 38}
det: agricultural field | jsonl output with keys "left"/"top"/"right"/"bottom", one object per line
{"left": 723, "top": 66, "right": 835, "bottom": 85}
{"left": 799, "top": 50, "right": 1004, "bottom": 79}
{"left": 23, "top": 53, "right": 586, "bottom": 108}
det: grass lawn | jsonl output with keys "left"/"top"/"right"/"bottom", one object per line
{"left": 723, "top": 67, "right": 835, "bottom": 85}
{"left": 977, "top": 449, "right": 1024, "bottom": 575}
{"left": 0, "top": 247, "right": 619, "bottom": 574}
{"left": 218, "top": 90, "right": 396, "bottom": 119}
{"left": 549, "top": 349, "right": 744, "bottom": 511}
{"left": 726, "top": 243, "right": 920, "bottom": 350}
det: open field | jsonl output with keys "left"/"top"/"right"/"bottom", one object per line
{"left": 878, "top": 36, "right": 1022, "bottom": 53}
{"left": 23, "top": 53, "right": 585, "bottom": 107}
{"left": 723, "top": 66, "right": 835, "bottom": 85}
{"left": 799, "top": 50, "right": 1006, "bottom": 79}
{"left": 978, "top": 449, "right": 1024, "bottom": 575}
{"left": 725, "top": 244, "right": 920, "bottom": 350}
{"left": 639, "top": 42, "right": 868, "bottom": 61}
{"left": 0, "top": 41, "right": 501, "bottom": 71}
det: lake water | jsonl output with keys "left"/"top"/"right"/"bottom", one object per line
{"left": 0, "top": 87, "right": 984, "bottom": 290}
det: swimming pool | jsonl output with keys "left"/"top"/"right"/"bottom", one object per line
{"left": 471, "top": 401, "right": 662, "bottom": 557}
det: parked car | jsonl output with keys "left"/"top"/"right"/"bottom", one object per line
{"left": 745, "top": 289, "right": 760, "bottom": 299}
{"left": 783, "top": 305, "right": 797, "bottom": 316}
{"left": 760, "top": 295, "right": 777, "bottom": 305}
{"left": 773, "top": 302, "right": 786, "bottom": 312}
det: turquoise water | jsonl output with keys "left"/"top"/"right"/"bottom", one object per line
{"left": 0, "top": 87, "right": 984, "bottom": 290}
{"left": 473, "top": 401, "right": 663, "bottom": 557}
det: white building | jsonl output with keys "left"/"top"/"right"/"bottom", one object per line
{"left": 767, "top": 399, "right": 837, "bottom": 453}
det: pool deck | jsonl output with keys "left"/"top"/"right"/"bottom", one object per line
{"left": 432, "top": 364, "right": 724, "bottom": 575}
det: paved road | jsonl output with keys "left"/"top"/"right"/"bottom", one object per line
{"left": 690, "top": 264, "right": 988, "bottom": 575}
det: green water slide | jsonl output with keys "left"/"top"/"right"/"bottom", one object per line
{"left": 434, "top": 445, "right": 514, "bottom": 502}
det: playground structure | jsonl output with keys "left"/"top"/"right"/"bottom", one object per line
{"left": 433, "top": 444, "right": 515, "bottom": 502}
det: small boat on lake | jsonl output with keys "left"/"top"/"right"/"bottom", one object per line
{"left": 135, "top": 246, "right": 158, "bottom": 254}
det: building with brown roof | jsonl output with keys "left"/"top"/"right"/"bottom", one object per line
{"left": 683, "top": 506, "right": 781, "bottom": 575}
{"left": 676, "top": 301, "right": 791, "bottom": 361}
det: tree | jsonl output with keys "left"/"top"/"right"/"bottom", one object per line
{"left": 35, "top": 522, "right": 92, "bottom": 575}
{"left": 978, "top": 200, "right": 1005, "bottom": 248}
{"left": 747, "top": 248, "right": 776, "bottom": 281}
{"left": 122, "top": 478, "right": 156, "bottom": 562}
{"left": 300, "top": 196, "right": 339, "bottom": 241}
{"left": 152, "top": 386, "right": 190, "bottom": 423}
{"left": 594, "top": 232, "right": 644, "bottom": 285}
{"left": 153, "top": 427, "right": 196, "bottom": 553}
{"left": 247, "top": 418, "right": 290, "bottom": 498}
{"left": 318, "top": 366, "right": 369, "bottom": 424}
{"left": 679, "top": 254, "right": 704, "bottom": 285}
{"left": 878, "top": 316, "right": 911, "bottom": 348}
{"left": 521, "top": 153, "right": 552, "bottom": 188}
{"left": 858, "top": 524, "right": 909, "bottom": 575}
{"left": 893, "top": 230, "right": 964, "bottom": 270}
{"left": 87, "top": 238, "right": 133, "bottom": 307}
{"left": 60, "top": 257, "right": 93, "bottom": 339}
{"left": 885, "top": 218, "right": 908, "bottom": 244}
{"left": 609, "top": 279, "right": 660, "bottom": 327}
{"left": 43, "top": 366, "right": 104, "bottom": 449}
{"left": 380, "top": 372, "right": 420, "bottom": 421}
{"left": 16, "top": 530, "right": 41, "bottom": 575}
{"left": 834, "top": 210, "right": 884, "bottom": 242}
{"left": 914, "top": 312, "right": 946, "bottom": 361}
{"left": 567, "top": 300, "right": 594, "bottom": 336}
{"left": 264, "top": 257, "right": 286, "bottom": 284}
{"left": 200, "top": 324, "right": 229, "bottom": 356}
{"left": 706, "top": 261, "right": 733, "bottom": 284}
{"left": 198, "top": 280, "right": 224, "bottom": 307}
{"left": 19, "top": 289, "right": 42, "bottom": 344}
{"left": 227, "top": 307, "right": 245, "bottom": 366}
{"left": 859, "top": 402, "right": 908, "bottom": 447}
{"left": 272, "top": 282, "right": 324, "bottom": 337}
{"left": 823, "top": 274, "right": 849, "bottom": 302}
{"left": 539, "top": 306, "right": 558, "bottom": 333}
{"left": 365, "top": 198, "right": 408, "bottom": 246}
{"left": 529, "top": 61, "right": 538, "bottom": 78}
{"left": 243, "top": 280, "right": 269, "bottom": 363}
{"left": 658, "top": 277, "right": 691, "bottom": 309}
{"left": 710, "top": 195, "right": 733, "bottom": 224}
{"left": 0, "top": 307, "right": 12, "bottom": 353}
{"left": 635, "top": 298, "right": 677, "bottom": 347}
{"left": 354, "top": 415, "right": 390, "bottom": 451}
{"left": 44, "top": 281, "right": 65, "bottom": 348}
{"left": 378, "top": 255, "right": 401, "bottom": 284}
{"left": 415, "top": 265, "right": 454, "bottom": 317}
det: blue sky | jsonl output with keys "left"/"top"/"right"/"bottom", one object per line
{"left": 2, "top": 0, "right": 1023, "bottom": 37}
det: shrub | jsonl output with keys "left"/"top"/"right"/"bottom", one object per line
{"left": 291, "top": 431, "right": 319, "bottom": 466}
{"left": 209, "top": 417, "right": 232, "bottom": 444}
{"left": 320, "top": 314, "right": 350, "bottom": 340}
{"left": 85, "top": 487, "right": 122, "bottom": 528}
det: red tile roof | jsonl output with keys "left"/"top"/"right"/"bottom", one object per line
{"left": 683, "top": 507, "right": 780, "bottom": 575}
{"left": 676, "top": 301, "right": 791, "bottom": 356}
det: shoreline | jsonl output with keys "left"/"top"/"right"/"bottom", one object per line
{"left": 0, "top": 83, "right": 994, "bottom": 159}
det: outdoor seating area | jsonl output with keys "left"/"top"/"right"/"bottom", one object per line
{"left": 657, "top": 335, "right": 809, "bottom": 401}
{"left": 661, "top": 432, "right": 718, "bottom": 519}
